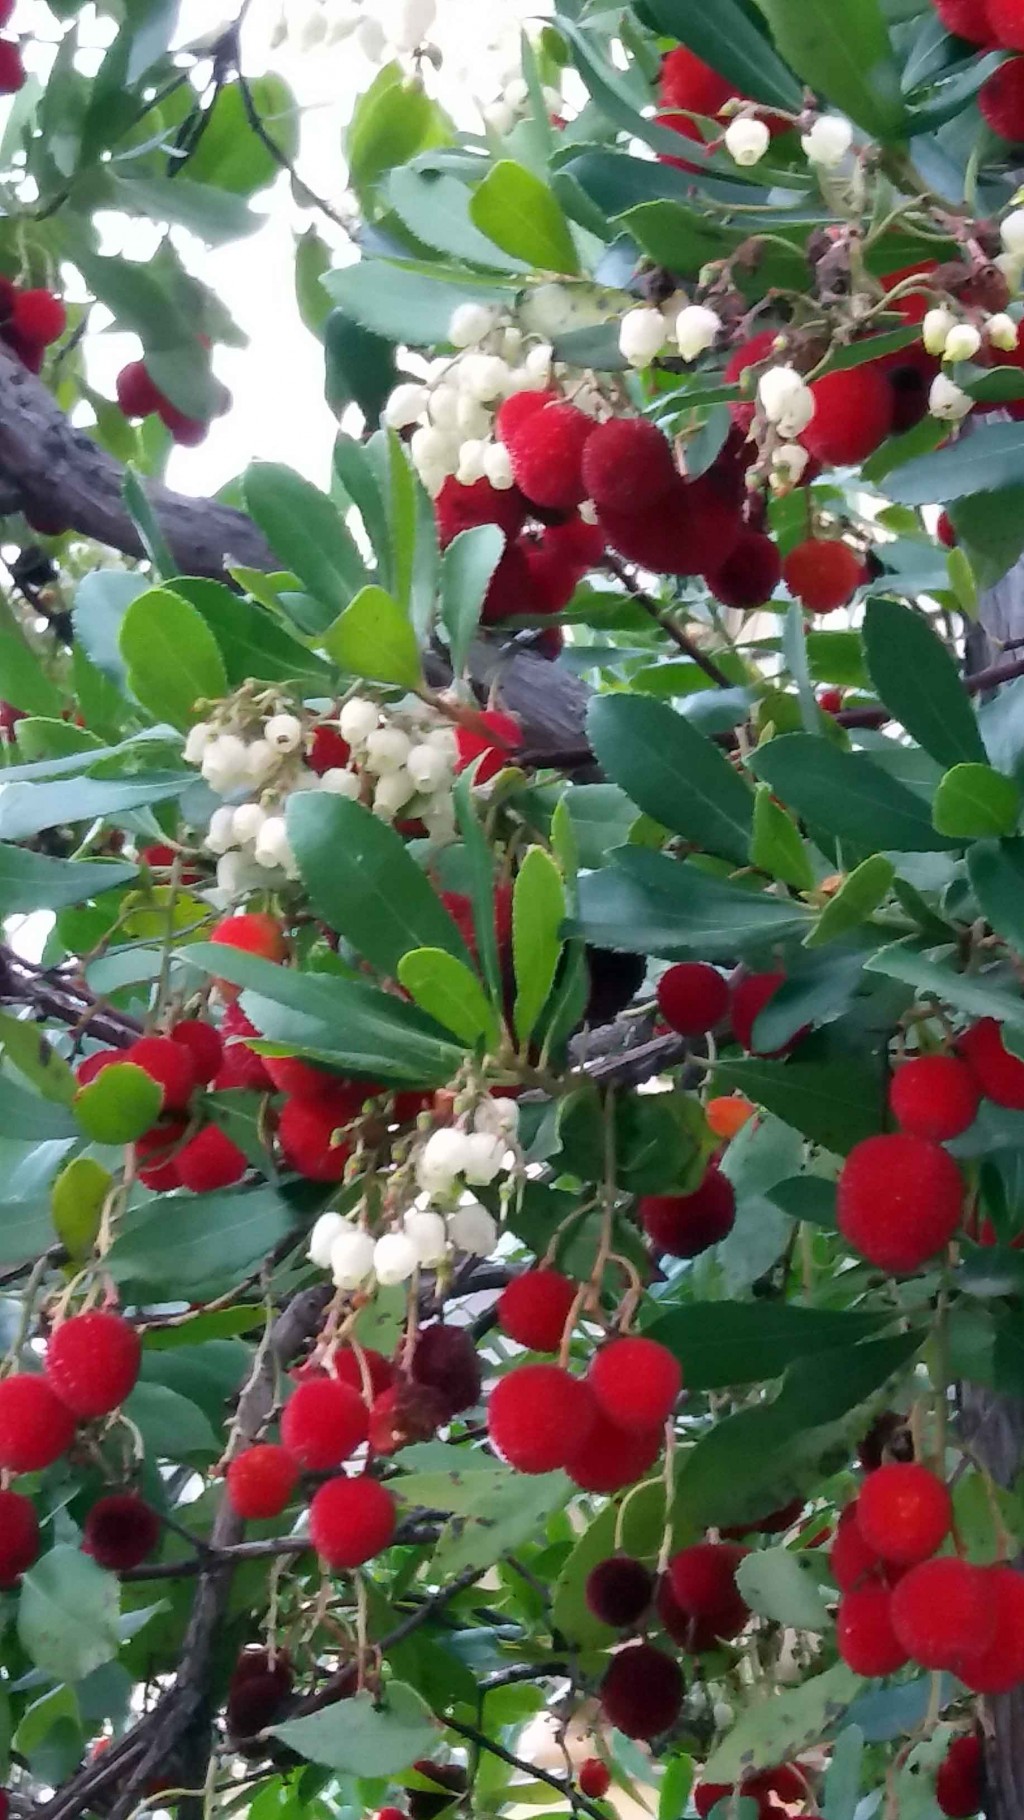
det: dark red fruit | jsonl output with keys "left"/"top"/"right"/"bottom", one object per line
{"left": 504, "top": 401, "right": 596, "bottom": 510}
{"left": 308, "top": 725, "right": 351, "bottom": 774}
{"left": 669, "top": 1542, "right": 748, "bottom": 1621}
{"left": 497, "top": 1269, "right": 577, "bottom": 1351}
{"left": 12, "top": 289, "right": 66, "bottom": 347}
{"left": 116, "top": 361, "right": 163, "bottom": 420}
{"left": 0, "top": 1488, "right": 39, "bottom": 1584}
{"left": 0, "top": 41, "right": 25, "bottom": 95}
{"left": 981, "top": 53, "right": 1024, "bottom": 140}
{"left": 278, "top": 1096, "right": 352, "bottom": 1181}
{"left": 454, "top": 709, "right": 522, "bottom": 784}
{"left": 961, "top": 1017, "right": 1024, "bottom": 1109}
{"left": 176, "top": 1124, "right": 247, "bottom": 1192}
{"left": 857, "top": 1463, "right": 951, "bottom": 1565}
{"left": 803, "top": 366, "right": 893, "bottom": 466}
{"left": 169, "top": 1019, "right": 223, "bottom": 1086}
{"left": 783, "top": 539, "right": 865, "bottom": 614}
{"left": 890, "top": 1557, "right": 995, "bottom": 1673}
{"left": 434, "top": 475, "right": 528, "bottom": 550}
{"left": 585, "top": 1555, "right": 654, "bottom": 1627}
{"left": 83, "top": 1493, "right": 160, "bottom": 1570}
{"left": 564, "top": 1406, "right": 662, "bottom": 1493}
{"left": 657, "top": 963, "right": 729, "bottom": 1036}
{"left": 136, "top": 1117, "right": 186, "bottom": 1191}
{"left": 368, "top": 1379, "right": 446, "bottom": 1454}
{"left": 730, "top": 970, "right": 790, "bottom": 1056}
{"left": 935, "top": 1734, "right": 983, "bottom": 1816}
{"left": 639, "top": 1167, "right": 736, "bottom": 1259}
{"left": 126, "top": 1034, "right": 197, "bottom": 1112}
{"left": 889, "top": 1054, "right": 980, "bottom": 1141}
{"left": 226, "top": 1445, "right": 298, "bottom": 1519}
{"left": 281, "top": 1377, "right": 369, "bottom": 1470}
{"left": 46, "top": 1310, "right": 141, "bottom": 1418}
{"left": 309, "top": 1473, "right": 396, "bottom": 1568}
{"left": 578, "top": 1760, "right": 610, "bottom": 1800}
{"left": 410, "top": 1323, "right": 482, "bottom": 1417}
{"left": 837, "top": 1581, "right": 909, "bottom": 1675}
{"left": 588, "top": 1335, "right": 681, "bottom": 1432}
{"left": 599, "top": 1641, "right": 683, "bottom": 1740}
{"left": 706, "top": 530, "right": 782, "bottom": 610}
{"left": 837, "top": 1133, "right": 964, "bottom": 1272}
{"left": 581, "top": 418, "right": 676, "bottom": 515}
{"left": 226, "top": 1649, "right": 294, "bottom": 1741}
{"left": 487, "top": 1364, "right": 594, "bottom": 1473}
{"left": 0, "top": 1374, "right": 76, "bottom": 1470}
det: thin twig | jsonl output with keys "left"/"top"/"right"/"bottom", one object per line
{"left": 604, "top": 553, "right": 734, "bottom": 689}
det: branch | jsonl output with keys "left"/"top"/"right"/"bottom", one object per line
{"left": 604, "top": 553, "right": 734, "bottom": 689}
{"left": 0, "top": 945, "right": 144, "bottom": 1048}
{"left": 442, "top": 1715, "right": 606, "bottom": 1820}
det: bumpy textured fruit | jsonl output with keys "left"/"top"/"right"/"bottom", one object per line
{"left": 669, "top": 1542, "right": 749, "bottom": 1620}
{"left": 803, "top": 366, "right": 893, "bottom": 465}
{"left": 960, "top": 1563, "right": 1024, "bottom": 1692}
{"left": 454, "top": 709, "right": 522, "bottom": 783}
{"left": 0, "top": 1488, "right": 39, "bottom": 1584}
{"left": 837, "top": 1582, "right": 909, "bottom": 1675}
{"left": 889, "top": 1054, "right": 980, "bottom": 1141}
{"left": 657, "top": 1571, "right": 749, "bottom": 1651}
{"left": 0, "top": 1374, "right": 76, "bottom": 1470}
{"left": 890, "top": 1557, "right": 995, "bottom": 1672}
{"left": 170, "top": 1019, "right": 223, "bottom": 1086}
{"left": 581, "top": 418, "right": 676, "bottom": 514}
{"left": 281, "top": 1378, "right": 369, "bottom": 1470}
{"left": 985, "top": 55, "right": 1024, "bottom": 140}
{"left": 585, "top": 1555, "right": 655, "bottom": 1627}
{"left": 505, "top": 402, "right": 596, "bottom": 510}
{"left": 706, "top": 1095, "right": 756, "bottom": 1140}
{"left": 226, "top": 1444, "right": 299, "bottom": 1520}
{"left": 656, "top": 962, "right": 729, "bottom": 1036}
{"left": 706, "top": 530, "right": 782, "bottom": 610}
{"left": 564, "top": 1407, "right": 662, "bottom": 1493}
{"left": 837, "top": 1133, "right": 964, "bottom": 1272}
{"left": 215, "top": 1005, "right": 274, "bottom": 1092}
{"left": 639, "top": 1168, "right": 736, "bottom": 1259}
{"left": 332, "top": 1345, "right": 394, "bottom": 1400}
{"left": 782, "top": 539, "right": 865, "bottom": 614}
{"left": 857, "top": 1463, "right": 952, "bottom": 1565}
{"left": 126, "top": 1034, "right": 197, "bottom": 1112}
{"left": 588, "top": 1336, "right": 681, "bottom": 1432}
{"left": 226, "top": 1652, "right": 294, "bottom": 1743}
{"left": 494, "top": 389, "right": 559, "bottom": 445}
{"left": 935, "top": 1734, "right": 983, "bottom": 1817}
{"left": 933, "top": 0, "right": 997, "bottom": 42}
{"left": 830, "top": 1501, "right": 896, "bottom": 1592}
{"left": 730, "top": 970, "right": 790, "bottom": 1056}
{"left": 211, "top": 911, "right": 286, "bottom": 968}
{"left": 487, "top": 1363, "right": 594, "bottom": 1473}
{"left": 578, "top": 1760, "right": 611, "bottom": 1800}
{"left": 598, "top": 1641, "right": 683, "bottom": 1740}
{"left": 176, "top": 1124, "right": 247, "bottom": 1192}
{"left": 136, "top": 1116, "right": 187, "bottom": 1191}
{"left": 434, "top": 475, "right": 528, "bottom": 549}
{"left": 991, "top": 0, "right": 1024, "bottom": 47}
{"left": 410, "top": 1323, "right": 482, "bottom": 1417}
{"left": 659, "top": 43, "right": 737, "bottom": 114}
{"left": 368, "top": 1379, "right": 445, "bottom": 1454}
{"left": 309, "top": 1474, "right": 396, "bottom": 1568}
{"left": 497, "top": 1269, "right": 577, "bottom": 1351}
{"left": 278, "top": 1096, "right": 352, "bottom": 1181}
{"left": 960, "top": 1016, "right": 1024, "bottom": 1109}
{"left": 46, "top": 1310, "right": 141, "bottom": 1418}
{"left": 83, "top": 1493, "right": 160, "bottom": 1570}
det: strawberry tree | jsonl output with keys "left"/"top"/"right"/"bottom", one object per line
{"left": 10, "top": 1, "right": 1024, "bottom": 1818}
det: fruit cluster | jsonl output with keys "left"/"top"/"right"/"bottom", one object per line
{"left": 0, "top": 277, "right": 66, "bottom": 375}
{"left": 115, "top": 355, "right": 230, "bottom": 448}
{"left": 487, "top": 1335, "right": 681, "bottom": 1492}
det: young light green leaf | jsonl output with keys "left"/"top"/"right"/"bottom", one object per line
{"left": 513, "top": 846, "right": 566, "bottom": 1046}
{"left": 119, "top": 588, "right": 227, "bottom": 730}
{"left": 74, "top": 1063, "right": 162, "bottom": 1145}
{"left": 51, "top": 1157, "right": 110, "bottom": 1260}
{"left": 440, "top": 525, "right": 505, "bottom": 676}
{"left": 470, "top": 160, "right": 580, "bottom": 275}
{"left": 933, "top": 763, "right": 1021, "bottom": 838}
{"left": 0, "top": 1009, "right": 75, "bottom": 1105}
{"left": 397, "top": 947, "right": 501, "bottom": 1049}
{"left": 735, "top": 1548, "right": 831, "bottom": 1632}
{"left": 751, "top": 784, "right": 816, "bottom": 892}
{"left": 322, "top": 585, "right": 423, "bottom": 690}
{"left": 805, "top": 855, "right": 895, "bottom": 947}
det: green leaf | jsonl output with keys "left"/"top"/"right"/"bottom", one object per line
{"left": 0, "top": 1200, "right": 61, "bottom": 1267}
{"left": 822, "top": 1726, "right": 865, "bottom": 1820}
{"left": 74, "top": 1062, "right": 162, "bottom": 1145}
{"left": 454, "top": 771, "right": 502, "bottom": 1002}
{"left": 934, "top": 764, "right": 1021, "bottom": 838}
{"left": 588, "top": 695, "right": 754, "bottom": 865}
{"left": 703, "top": 1664, "right": 863, "bottom": 1782}
{"left": 388, "top": 167, "right": 530, "bottom": 274}
{"left": 286, "top": 794, "right": 470, "bottom": 977}
{"left": 51, "top": 1156, "right": 110, "bottom": 1260}
{"left": 0, "top": 848, "right": 136, "bottom": 916}
{"left": 865, "top": 939, "right": 1024, "bottom": 1033}
{"left": 170, "top": 578, "right": 333, "bottom": 692}
{"left": 949, "top": 487, "right": 1024, "bottom": 593}
{"left": 322, "top": 585, "right": 423, "bottom": 689}
{"left": 749, "top": 734, "right": 960, "bottom": 853}
{"left": 272, "top": 1684, "right": 437, "bottom": 1775}
{"left": 182, "top": 75, "right": 299, "bottom": 194}
{"left": 805, "top": 855, "right": 895, "bottom": 947}
{"left": 751, "top": 785, "right": 816, "bottom": 892}
{"left": 397, "top": 948, "right": 501, "bottom": 1048}
{"left": 323, "top": 261, "right": 512, "bottom": 348}
{"left": 244, "top": 464, "right": 367, "bottom": 617}
{"left": 642, "top": 0, "right": 804, "bottom": 107}
{"left": 513, "top": 847, "right": 566, "bottom": 1046}
{"left": 325, "top": 311, "right": 397, "bottom": 423}
{"left": 863, "top": 599, "right": 986, "bottom": 768}
{"left": 753, "top": 0, "right": 905, "bottom": 137}
{"left": 0, "top": 1009, "right": 74, "bottom": 1104}
{"left": 19, "top": 1547, "right": 122, "bottom": 1682}
{"left": 109, "top": 173, "right": 257, "bottom": 245}
{"left": 106, "top": 1184, "right": 295, "bottom": 1301}
{"left": 118, "top": 587, "right": 226, "bottom": 731}
{"left": 440, "top": 526, "right": 505, "bottom": 675}
{"left": 0, "top": 627, "right": 64, "bottom": 718}
{"left": 121, "top": 1382, "right": 218, "bottom": 1459}
{"left": 433, "top": 1465, "right": 571, "bottom": 1576}
{"left": 712, "top": 1056, "right": 885, "bottom": 1155}
{"left": 470, "top": 160, "right": 579, "bottom": 276}
{"left": 0, "top": 1080, "right": 76, "bottom": 1142}
{"left": 645, "top": 1303, "right": 890, "bottom": 1390}
{"left": 735, "top": 1548, "right": 831, "bottom": 1631}
{"left": 967, "top": 838, "right": 1024, "bottom": 953}
{"left": 346, "top": 64, "right": 450, "bottom": 196}
{"left": 888, "top": 420, "right": 1024, "bottom": 505}
{"left": 122, "top": 468, "right": 175, "bottom": 580}
{"left": 0, "top": 773, "right": 191, "bottom": 843}
{"left": 576, "top": 849, "right": 812, "bottom": 958}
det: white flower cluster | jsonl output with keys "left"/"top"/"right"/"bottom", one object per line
{"left": 618, "top": 301, "right": 722, "bottom": 370}
{"left": 336, "top": 695, "right": 458, "bottom": 832}
{"left": 482, "top": 72, "right": 564, "bottom": 138}
{"left": 922, "top": 306, "right": 1017, "bottom": 361}
{"left": 385, "top": 303, "right": 555, "bottom": 496}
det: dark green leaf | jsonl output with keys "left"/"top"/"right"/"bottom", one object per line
{"left": 887, "top": 420, "right": 1024, "bottom": 505}
{"left": 106, "top": 1184, "right": 295, "bottom": 1301}
{"left": 322, "top": 585, "right": 423, "bottom": 689}
{"left": 754, "top": 0, "right": 905, "bottom": 137}
{"left": 644, "top": 1303, "right": 891, "bottom": 1390}
{"left": 863, "top": 599, "right": 986, "bottom": 768}
{"left": 712, "top": 1056, "right": 886, "bottom": 1154}
{"left": 0, "top": 1079, "right": 76, "bottom": 1142}
{"left": 0, "top": 773, "right": 191, "bottom": 842}
{"left": 588, "top": 695, "right": 754, "bottom": 865}
{"left": 325, "top": 311, "right": 397, "bottom": 423}
{"left": 642, "top": 0, "right": 804, "bottom": 107}
{"left": 121, "top": 1382, "right": 218, "bottom": 1459}
{"left": 805, "top": 855, "right": 895, "bottom": 947}
{"left": 470, "top": 160, "right": 579, "bottom": 275}
{"left": 934, "top": 765, "right": 1021, "bottom": 838}
{"left": 118, "top": 587, "right": 226, "bottom": 730}
{"left": 576, "top": 849, "right": 812, "bottom": 957}
{"left": 749, "top": 733, "right": 960, "bottom": 853}
{"left": 440, "top": 527, "right": 505, "bottom": 676}
{"left": 244, "top": 464, "right": 367, "bottom": 617}
{"left": 949, "top": 487, "right": 1024, "bottom": 592}
{"left": 967, "top": 839, "right": 1024, "bottom": 952}
{"left": 0, "top": 848, "right": 137, "bottom": 917}
{"left": 865, "top": 939, "right": 1024, "bottom": 1032}
{"left": 170, "top": 578, "right": 333, "bottom": 691}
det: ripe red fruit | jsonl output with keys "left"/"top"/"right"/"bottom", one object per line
{"left": 156, "top": 396, "right": 208, "bottom": 446}
{"left": 523, "top": 532, "right": 585, "bottom": 614}
{"left": 82, "top": 1493, "right": 160, "bottom": 1570}
{"left": 497, "top": 1269, "right": 576, "bottom": 1351}
{"left": 937, "top": 510, "right": 957, "bottom": 548}
{"left": 657, "top": 1570, "right": 749, "bottom": 1649}
{"left": 581, "top": 418, "right": 676, "bottom": 515}
{"left": 546, "top": 514, "right": 605, "bottom": 569}
{"left": 639, "top": 1167, "right": 736, "bottom": 1259}
{"left": 837, "top": 1581, "right": 909, "bottom": 1675}
{"left": 0, "top": 1488, "right": 39, "bottom": 1584}
{"left": 989, "top": 0, "right": 1024, "bottom": 46}
{"left": 494, "top": 388, "right": 560, "bottom": 445}
{"left": 657, "top": 963, "right": 729, "bottom": 1036}
{"left": 116, "top": 360, "right": 163, "bottom": 420}
{"left": 368, "top": 1379, "right": 446, "bottom": 1454}
{"left": 935, "top": 1735, "right": 983, "bottom": 1818}
{"left": 692, "top": 1788, "right": 733, "bottom": 1820}
{"left": 830, "top": 1500, "right": 897, "bottom": 1591}
{"left": 454, "top": 709, "right": 522, "bottom": 784}
{"left": 176, "top": 1124, "right": 247, "bottom": 1192}
{"left": 331, "top": 1345, "right": 394, "bottom": 1399}
{"left": 597, "top": 482, "right": 696, "bottom": 575}
{"left": 837, "top": 1133, "right": 964, "bottom": 1272}
{"left": 578, "top": 1760, "right": 610, "bottom": 1800}
{"left": 136, "top": 1116, "right": 186, "bottom": 1190}
{"left": 278, "top": 1095, "right": 353, "bottom": 1181}
{"left": 932, "top": 0, "right": 997, "bottom": 41}
{"left": 585, "top": 1555, "right": 654, "bottom": 1628}
{"left": 564, "top": 1406, "right": 662, "bottom": 1493}
{"left": 783, "top": 539, "right": 865, "bottom": 614}
{"left": 226, "top": 1445, "right": 298, "bottom": 1520}
{"left": 265, "top": 1056, "right": 354, "bottom": 1100}
{"left": 308, "top": 725, "right": 351, "bottom": 774}
{"left": 803, "top": 365, "right": 893, "bottom": 467}
{"left": 215, "top": 1005, "right": 274, "bottom": 1092}
{"left": 504, "top": 402, "right": 596, "bottom": 510}
{"left": 478, "top": 540, "right": 540, "bottom": 626}
{"left": 818, "top": 687, "right": 844, "bottom": 715}
{"left": 730, "top": 970, "right": 789, "bottom": 1055}
{"left": 125, "top": 1034, "right": 197, "bottom": 1112}
{"left": 487, "top": 1363, "right": 595, "bottom": 1473}
{"left": 659, "top": 44, "right": 737, "bottom": 115}
{"left": 669, "top": 1541, "right": 748, "bottom": 1619}
{"left": 857, "top": 1463, "right": 952, "bottom": 1565}
{"left": 980, "top": 53, "right": 1024, "bottom": 137}
{"left": 889, "top": 1054, "right": 979, "bottom": 1141}
{"left": 410, "top": 1323, "right": 482, "bottom": 1417}
{"left": 281, "top": 1377, "right": 369, "bottom": 1470}
{"left": 12, "top": 289, "right": 66, "bottom": 347}
{"left": 890, "top": 1557, "right": 995, "bottom": 1672}
{"left": 169, "top": 1019, "right": 223, "bottom": 1086}
{"left": 599, "top": 1641, "right": 683, "bottom": 1740}
{"left": 588, "top": 1336, "right": 681, "bottom": 1432}
{"left": 0, "top": 40, "right": 25, "bottom": 94}
{"left": 46, "top": 1310, "right": 141, "bottom": 1418}
{"left": 706, "top": 529, "right": 782, "bottom": 611}
{"left": 434, "top": 475, "right": 528, "bottom": 549}
{"left": 211, "top": 911, "right": 286, "bottom": 977}
{"left": 309, "top": 1473, "right": 396, "bottom": 1568}
{"left": 960, "top": 1016, "right": 1024, "bottom": 1109}
{"left": 959, "top": 1563, "right": 1024, "bottom": 1693}
{"left": 0, "top": 1373, "right": 76, "bottom": 1470}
